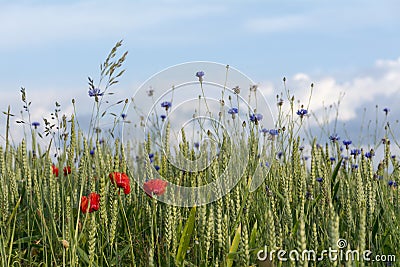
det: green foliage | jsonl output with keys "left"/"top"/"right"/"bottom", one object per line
{"left": 176, "top": 206, "right": 196, "bottom": 266}
{"left": 0, "top": 42, "right": 399, "bottom": 267}
{"left": 226, "top": 223, "right": 241, "bottom": 267}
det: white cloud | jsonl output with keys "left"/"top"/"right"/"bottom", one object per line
{"left": 2, "top": 57, "right": 400, "bottom": 145}
{"left": 256, "top": 57, "right": 400, "bottom": 125}
{"left": 376, "top": 57, "right": 400, "bottom": 69}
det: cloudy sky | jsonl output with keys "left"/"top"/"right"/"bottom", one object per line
{"left": 1, "top": 0, "right": 399, "bottom": 151}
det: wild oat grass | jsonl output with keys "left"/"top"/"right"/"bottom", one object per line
{"left": 0, "top": 42, "right": 399, "bottom": 266}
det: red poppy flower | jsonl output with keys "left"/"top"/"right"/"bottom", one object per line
{"left": 52, "top": 164, "right": 59, "bottom": 177}
{"left": 63, "top": 166, "right": 71, "bottom": 176}
{"left": 80, "top": 192, "right": 100, "bottom": 213}
{"left": 80, "top": 196, "right": 89, "bottom": 213}
{"left": 109, "top": 172, "right": 131, "bottom": 194}
{"left": 143, "top": 179, "right": 168, "bottom": 197}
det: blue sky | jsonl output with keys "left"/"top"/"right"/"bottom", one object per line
{"left": 1, "top": 0, "right": 400, "bottom": 148}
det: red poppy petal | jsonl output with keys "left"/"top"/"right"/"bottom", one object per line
{"left": 123, "top": 184, "right": 131, "bottom": 194}
{"left": 52, "top": 165, "right": 59, "bottom": 177}
{"left": 89, "top": 192, "right": 100, "bottom": 211}
{"left": 80, "top": 196, "right": 89, "bottom": 213}
{"left": 143, "top": 179, "right": 167, "bottom": 197}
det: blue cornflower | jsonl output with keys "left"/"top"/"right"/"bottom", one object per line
{"left": 32, "top": 122, "right": 40, "bottom": 128}
{"left": 88, "top": 88, "right": 104, "bottom": 97}
{"left": 388, "top": 180, "right": 398, "bottom": 187}
{"left": 154, "top": 165, "right": 160, "bottom": 171}
{"left": 343, "top": 140, "right": 352, "bottom": 147}
{"left": 196, "top": 71, "right": 205, "bottom": 79}
{"left": 329, "top": 133, "right": 340, "bottom": 142}
{"left": 350, "top": 149, "right": 361, "bottom": 156}
{"left": 302, "top": 156, "right": 309, "bottom": 161}
{"left": 160, "top": 114, "right": 167, "bottom": 121}
{"left": 90, "top": 147, "right": 95, "bottom": 155}
{"left": 316, "top": 177, "right": 323, "bottom": 183}
{"left": 383, "top": 107, "right": 390, "bottom": 115}
{"left": 296, "top": 108, "right": 308, "bottom": 118}
{"left": 161, "top": 101, "right": 172, "bottom": 110}
{"left": 277, "top": 151, "right": 283, "bottom": 159}
{"left": 121, "top": 113, "right": 127, "bottom": 120}
{"left": 329, "top": 157, "right": 336, "bottom": 162}
{"left": 194, "top": 142, "right": 200, "bottom": 149}
{"left": 365, "top": 151, "right": 374, "bottom": 158}
{"left": 269, "top": 129, "right": 279, "bottom": 136}
{"left": 392, "top": 155, "right": 396, "bottom": 159}
{"left": 249, "top": 113, "right": 263, "bottom": 122}
{"left": 228, "top": 107, "right": 238, "bottom": 114}
{"left": 149, "top": 153, "right": 154, "bottom": 163}
{"left": 352, "top": 164, "right": 358, "bottom": 169}
{"left": 260, "top": 128, "right": 268, "bottom": 134}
